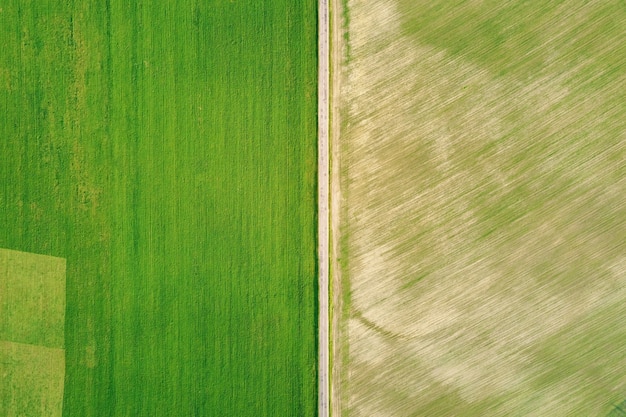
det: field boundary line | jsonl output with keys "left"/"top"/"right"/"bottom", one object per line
{"left": 318, "top": 0, "right": 330, "bottom": 415}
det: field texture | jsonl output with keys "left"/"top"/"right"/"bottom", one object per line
{"left": 335, "top": 1, "right": 626, "bottom": 415}
{"left": 0, "top": 1, "right": 318, "bottom": 416}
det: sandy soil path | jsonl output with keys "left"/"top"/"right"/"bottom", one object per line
{"left": 318, "top": 0, "right": 330, "bottom": 416}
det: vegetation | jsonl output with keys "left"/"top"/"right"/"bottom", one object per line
{"left": 0, "top": 1, "right": 318, "bottom": 415}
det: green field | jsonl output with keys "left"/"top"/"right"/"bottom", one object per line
{"left": 0, "top": 1, "right": 318, "bottom": 415}
{"left": 336, "top": 0, "right": 626, "bottom": 416}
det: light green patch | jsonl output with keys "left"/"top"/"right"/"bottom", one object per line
{"left": 0, "top": 341, "right": 65, "bottom": 417}
{"left": 0, "top": 248, "right": 66, "bottom": 349}
{"left": 0, "top": 249, "right": 66, "bottom": 417}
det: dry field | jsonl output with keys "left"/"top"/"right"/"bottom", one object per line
{"left": 333, "top": 1, "right": 626, "bottom": 415}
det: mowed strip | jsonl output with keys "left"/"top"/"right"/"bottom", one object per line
{"left": 0, "top": 248, "right": 66, "bottom": 417}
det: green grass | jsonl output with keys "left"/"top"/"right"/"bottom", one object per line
{"left": 0, "top": 1, "right": 318, "bottom": 416}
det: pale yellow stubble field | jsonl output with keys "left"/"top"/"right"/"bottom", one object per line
{"left": 334, "top": 1, "right": 626, "bottom": 415}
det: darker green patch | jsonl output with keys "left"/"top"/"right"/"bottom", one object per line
{"left": 396, "top": 1, "right": 626, "bottom": 81}
{"left": 341, "top": 0, "right": 352, "bottom": 63}
{"left": 607, "top": 399, "right": 626, "bottom": 416}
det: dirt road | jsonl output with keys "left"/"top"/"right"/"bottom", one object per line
{"left": 318, "top": 0, "right": 330, "bottom": 416}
